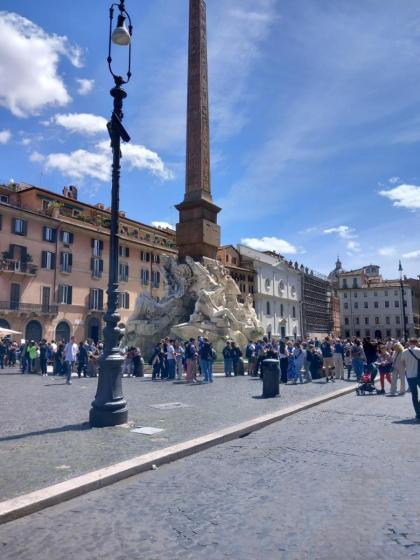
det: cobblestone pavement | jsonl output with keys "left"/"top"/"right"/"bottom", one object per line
{"left": 0, "top": 368, "right": 353, "bottom": 500}
{"left": 0, "top": 391, "right": 419, "bottom": 559}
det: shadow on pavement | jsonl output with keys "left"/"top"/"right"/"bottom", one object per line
{"left": 392, "top": 418, "right": 420, "bottom": 425}
{"left": 0, "top": 422, "right": 92, "bottom": 442}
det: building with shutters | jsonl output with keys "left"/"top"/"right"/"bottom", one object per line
{"left": 330, "top": 263, "right": 420, "bottom": 339}
{"left": 0, "top": 182, "right": 176, "bottom": 343}
{"left": 237, "top": 244, "right": 302, "bottom": 339}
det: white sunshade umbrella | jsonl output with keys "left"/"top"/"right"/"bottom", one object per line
{"left": 0, "top": 327, "right": 22, "bottom": 335}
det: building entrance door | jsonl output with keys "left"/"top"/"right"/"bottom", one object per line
{"left": 55, "top": 321, "right": 70, "bottom": 343}
{"left": 87, "top": 317, "right": 101, "bottom": 344}
{"left": 25, "top": 320, "right": 42, "bottom": 342}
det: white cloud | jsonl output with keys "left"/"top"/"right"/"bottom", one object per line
{"left": 0, "top": 12, "right": 82, "bottom": 117}
{"left": 402, "top": 249, "right": 420, "bottom": 260}
{"left": 323, "top": 226, "right": 357, "bottom": 239}
{"left": 76, "top": 78, "right": 94, "bottom": 95}
{"left": 378, "top": 247, "right": 396, "bottom": 257}
{"left": 379, "top": 184, "right": 420, "bottom": 210}
{"left": 45, "top": 148, "right": 109, "bottom": 181}
{"left": 0, "top": 129, "right": 11, "bottom": 144}
{"left": 240, "top": 236, "right": 298, "bottom": 255}
{"left": 151, "top": 221, "right": 175, "bottom": 231}
{"left": 388, "top": 176, "right": 400, "bottom": 184}
{"left": 20, "top": 137, "right": 31, "bottom": 146}
{"left": 50, "top": 113, "right": 107, "bottom": 135}
{"left": 346, "top": 240, "right": 361, "bottom": 253}
{"left": 30, "top": 151, "right": 45, "bottom": 163}
{"left": 43, "top": 140, "right": 173, "bottom": 182}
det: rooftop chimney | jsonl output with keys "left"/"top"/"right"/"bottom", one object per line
{"left": 62, "top": 185, "right": 78, "bottom": 200}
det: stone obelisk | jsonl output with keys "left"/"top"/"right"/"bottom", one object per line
{"left": 176, "top": 0, "right": 221, "bottom": 261}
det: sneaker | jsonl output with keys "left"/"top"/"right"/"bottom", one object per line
{"left": 66, "top": 380, "right": 72, "bottom": 385}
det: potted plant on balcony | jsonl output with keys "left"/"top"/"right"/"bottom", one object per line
{"left": 46, "top": 201, "right": 64, "bottom": 218}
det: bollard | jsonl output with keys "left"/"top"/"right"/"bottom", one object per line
{"left": 262, "top": 358, "right": 280, "bottom": 398}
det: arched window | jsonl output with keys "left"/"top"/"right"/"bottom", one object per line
{"left": 0, "top": 319, "right": 10, "bottom": 329}
{"left": 55, "top": 321, "right": 71, "bottom": 343}
{"left": 25, "top": 320, "right": 42, "bottom": 342}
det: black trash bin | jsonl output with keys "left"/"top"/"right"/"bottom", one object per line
{"left": 262, "top": 358, "right": 280, "bottom": 398}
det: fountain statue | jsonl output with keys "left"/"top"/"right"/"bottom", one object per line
{"left": 124, "top": 256, "right": 264, "bottom": 357}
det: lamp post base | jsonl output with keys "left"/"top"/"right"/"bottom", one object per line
{"left": 89, "top": 353, "right": 128, "bottom": 428}
{"left": 89, "top": 405, "right": 128, "bottom": 427}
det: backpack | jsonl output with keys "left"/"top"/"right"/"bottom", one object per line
{"left": 211, "top": 348, "right": 217, "bottom": 361}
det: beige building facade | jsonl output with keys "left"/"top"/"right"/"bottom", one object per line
{"left": 0, "top": 182, "right": 176, "bottom": 343}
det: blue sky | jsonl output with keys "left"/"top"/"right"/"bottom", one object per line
{"left": 1, "top": 0, "right": 420, "bottom": 279}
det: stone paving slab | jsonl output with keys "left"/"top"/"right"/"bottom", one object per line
{"left": 1, "top": 367, "right": 353, "bottom": 501}
{"left": 0, "top": 387, "right": 418, "bottom": 559}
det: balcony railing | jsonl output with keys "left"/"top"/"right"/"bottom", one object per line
{"left": 0, "top": 259, "right": 38, "bottom": 275}
{"left": 0, "top": 301, "right": 58, "bottom": 314}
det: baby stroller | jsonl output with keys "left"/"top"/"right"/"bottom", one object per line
{"left": 356, "top": 371, "right": 377, "bottom": 395}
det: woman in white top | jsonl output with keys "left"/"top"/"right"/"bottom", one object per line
{"left": 388, "top": 342, "right": 405, "bottom": 396}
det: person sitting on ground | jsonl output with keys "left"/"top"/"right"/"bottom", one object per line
{"left": 307, "top": 345, "right": 323, "bottom": 380}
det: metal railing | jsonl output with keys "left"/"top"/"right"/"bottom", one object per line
{"left": 0, "top": 259, "right": 38, "bottom": 275}
{"left": 0, "top": 301, "right": 58, "bottom": 314}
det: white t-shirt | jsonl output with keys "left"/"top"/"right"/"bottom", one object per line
{"left": 401, "top": 346, "right": 420, "bottom": 379}
{"left": 167, "top": 344, "right": 175, "bottom": 360}
{"left": 64, "top": 342, "right": 78, "bottom": 362}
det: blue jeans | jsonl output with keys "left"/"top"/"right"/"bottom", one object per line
{"left": 407, "top": 376, "right": 420, "bottom": 418}
{"left": 201, "top": 359, "right": 213, "bottom": 382}
{"left": 352, "top": 359, "right": 364, "bottom": 381}
{"left": 224, "top": 358, "right": 233, "bottom": 376}
{"left": 167, "top": 359, "right": 176, "bottom": 380}
{"left": 65, "top": 361, "right": 74, "bottom": 382}
{"left": 0, "top": 355, "right": 4, "bottom": 369}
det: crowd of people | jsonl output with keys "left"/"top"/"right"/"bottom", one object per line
{"left": 0, "top": 337, "right": 104, "bottom": 384}
{"left": 1, "top": 332, "right": 419, "bottom": 420}
{"left": 244, "top": 334, "right": 420, "bottom": 420}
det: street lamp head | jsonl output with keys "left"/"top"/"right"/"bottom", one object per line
{"left": 398, "top": 260, "right": 403, "bottom": 273}
{"left": 108, "top": 1, "right": 133, "bottom": 85}
{"left": 112, "top": 14, "right": 131, "bottom": 46}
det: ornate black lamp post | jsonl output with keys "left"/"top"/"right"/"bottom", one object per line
{"left": 89, "top": 1, "right": 132, "bottom": 427}
{"left": 399, "top": 260, "right": 408, "bottom": 343}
